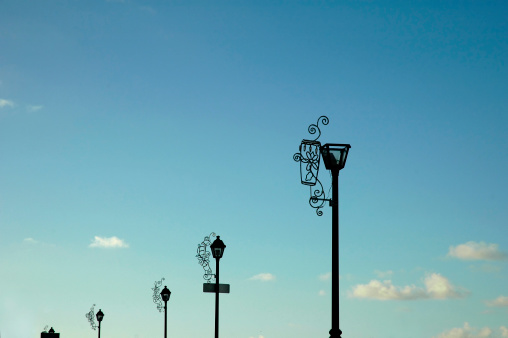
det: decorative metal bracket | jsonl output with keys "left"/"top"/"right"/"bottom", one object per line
{"left": 196, "top": 232, "right": 216, "bottom": 283}
{"left": 85, "top": 304, "right": 98, "bottom": 330}
{"left": 152, "top": 277, "right": 165, "bottom": 312}
{"left": 293, "top": 116, "right": 331, "bottom": 216}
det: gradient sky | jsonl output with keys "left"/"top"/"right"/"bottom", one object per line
{"left": 1, "top": 1, "right": 507, "bottom": 337}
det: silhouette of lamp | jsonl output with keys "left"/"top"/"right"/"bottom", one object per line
{"left": 321, "top": 144, "right": 350, "bottom": 172}
{"left": 96, "top": 309, "right": 104, "bottom": 338}
{"left": 160, "top": 286, "right": 171, "bottom": 338}
{"left": 210, "top": 236, "right": 226, "bottom": 259}
{"left": 210, "top": 236, "right": 226, "bottom": 338}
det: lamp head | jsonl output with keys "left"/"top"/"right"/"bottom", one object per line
{"left": 96, "top": 309, "right": 104, "bottom": 322}
{"left": 320, "top": 144, "right": 351, "bottom": 172}
{"left": 210, "top": 236, "right": 226, "bottom": 259}
{"left": 160, "top": 285, "right": 171, "bottom": 302}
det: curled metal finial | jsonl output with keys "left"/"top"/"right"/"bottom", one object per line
{"left": 196, "top": 232, "right": 216, "bottom": 283}
{"left": 85, "top": 304, "right": 97, "bottom": 330}
{"left": 308, "top": 115, "right": 329, "bottom": 141}
{"left": 152, "top": 277, "right": 165, "bottom": 312}
{"left": 310, "top": 178, "right": 327, "bottom": 216}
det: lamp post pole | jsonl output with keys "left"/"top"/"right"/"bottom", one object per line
{"left": 215, "top": 256, "right": 220, "bottom": 338}
{"left": 331, "top": 169, "right": 341, "bottom": 338}
{"left": 164, "top": 298, "right": 168, "bottom": 338}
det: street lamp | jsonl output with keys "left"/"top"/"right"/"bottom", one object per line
{"left": 85, "top": 305, "right": 104, "bottom": 338}
{"left": 151, "top": 278, "right": 172, "bottom": 338}
{"left": 197, "top": 233, "right": 230, "bottom": 338}
{"left": 96, "top": 309, "right": 104, "bottom": 338}
{"left": 210, "top": 236, "right": 226, "bottom": 338}
{"left": 161, "top": 286, "right": 171, "bottom": 338}
{"left": 294, "top": 116, "right": 351, "bottom": 338}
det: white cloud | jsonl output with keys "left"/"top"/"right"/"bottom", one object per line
{"left": 486, "top": 295, "right": 508, "bottom": 307}
{"left": 0, "top": 99, "right": 14, "bottom": 108}
{"left": 350, "top": 273, "right": 467, "bottom": 300}
{"left": 448, "top": 241, "right": 507, "bottom": 261}
{"left": 249, "top": 273, "right": 276, "bottom": 282}
{"left": 23, "top": 238, "right": 38, "bottom": 244}
{"left": 89, "top": 236, "right": 129, "bottom": 248}
{"left": 27, "top": 105, "right": 43, "bottom": 112}
{"left": 318, "top": 290, "right": 326, "bottom": 296}
{"left": 319, "top": 272, "right": 331, "bottom": 281}
{"left": 434, "top": 322, "right": 508, "bottom": 338}
{"left": 425, "top": 273, "right": 466, "bottom": 299}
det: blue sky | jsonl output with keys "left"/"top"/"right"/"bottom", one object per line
{"left": 1, "top": 1, "right": 507, "bottom": 337}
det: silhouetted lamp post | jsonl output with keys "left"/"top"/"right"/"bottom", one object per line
{"left": 96, "top": 309, "right": 104, "bottom": 338}
{"left": 211, "top": 236, "right": 226, "bottom": 338}
{"left": 294, "top": 117, "right": 351, "bottom": 338}
{"left": 161, "top": 286, "right": 171, "bottom": 338}
{"left": 41, "top": 327, "right": 60, "bottom": 338}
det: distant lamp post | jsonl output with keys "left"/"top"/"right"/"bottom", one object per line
{"left": 294, "top": 116, "right": 351, "bottom": 338}
{"left": 41, "top": 326, "right": 60, "bottom": 338}
{"left": 85, "top": 304, "right": 104, "bottom": 338}
{"left": 211, "top": 236, "right": 226, "bottom": 338}
{"left": 96, "top": 309, "right": 104, "bottom": 338}
{"left": 161, "top": 286, "right": 171, "bottom": 338}
{"left": 197, "top": 233, "right": 230, "bottom": 338}
{"left": 151, "top": 278, "right": 171, "bottom": 338}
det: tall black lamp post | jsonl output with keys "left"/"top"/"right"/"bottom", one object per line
{"left": 161, "top": 286, "right": 171, "bottom": 338}
{"left": 210, "top": 236, "right": 226, "bottom": 338}
{"left": 197, "top": 233, "right": 230, "bottom": 338}
{"left": 294, "top": 116, "right": 351, "bottom": 338}
{"left": 96, "top": 309, "right": 104, "bottom": 338}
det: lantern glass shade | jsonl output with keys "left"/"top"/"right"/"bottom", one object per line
{"left": 321, "top": 144, "right": 351, "bottom": 171}
{"left": 210, "top": 236, "right": 226, "bottom": 259}
{"left": 161, "top": 286, "right": 171, "bottom": 302}
{"left": 96, "top": 309, "right": 104, "bottom": 322}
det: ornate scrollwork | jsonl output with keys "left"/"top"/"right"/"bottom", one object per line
{"left": 294, "top": 116, "right": 331, "bottom": 216}
{"left": 152, "top": 277, "right": 165, "bottom": 312}
{"left": 308, "top": 115, "right": 329, "bottom": 141}
{"left": 196, "top": 232, "right": 216, "bottom": 283}
{"left": 85, "top": 304, "right": 97, "bottom": 330}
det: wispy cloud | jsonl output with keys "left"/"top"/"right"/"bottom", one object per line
{"left": 27, "top": 105, "right": 43, "bottom": 112}
{"left": 249, "top": 273, "right": 276, "bottom": 282}
{"left": 319, "top": 272, "right": 331, "bottom": 281}
{"left": 89, "top": 236, "right": 129, "bottom": 248}
{"left": 486, "top": 295, "right": 508, "bottom": 307}
{"left": 23, "top": 237, "right": 38, "bottom": 244}
{"left": 448, "top": 241, "right": 507, "bottom": 261}
{"left": 374, "top": 270, "right": 393, "bottom": 278}
{"left": 318, "top": 290, "right": 326, "bottom": 296}
{"left": 434, "top": 322, "right": 508, "bottom": 338}
{"left": 0, "top": 99, "right": 14, "bottom": 108}
{"left": 350, "top": 273, "right": 468, "bottom": 300}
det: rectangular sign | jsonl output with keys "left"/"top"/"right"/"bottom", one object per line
{"left": 203, "top": 283, "right": 230, "bottom": 294}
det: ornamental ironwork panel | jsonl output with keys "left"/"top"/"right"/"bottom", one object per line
{"left": 294, "top": 116, "right": 331, "bottom": 216}
{"left": 85, "top": 304, "right": 98, "bottom": 330}
{"left": 152, "top": 277, "right": 165, "bottom": 312}
{"left": 196, "top": 232, "right": 216, "bottom": 283}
